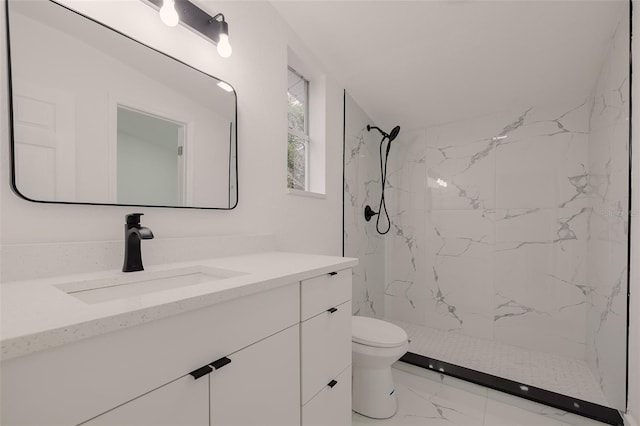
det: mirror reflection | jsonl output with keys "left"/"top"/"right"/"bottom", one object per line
{"left": 7, "top": 0, "right": 237, "bottom": 209}
{"left": 117, "top": 107, "right": 185, "bottom": 206}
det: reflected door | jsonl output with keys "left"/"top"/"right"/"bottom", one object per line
{"left": 116, "top": 106, "right": 186, "bottom": 206}
{"left": 13, "top": 83, "right": 76, "bottom": 201}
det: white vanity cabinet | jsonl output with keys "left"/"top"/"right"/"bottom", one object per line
{"left": 300, "top": 269, "right": 353, "bottom": 426}
{"left": 1, "top": 283, "right": 300, "bottom": 426}
{"left": 1, "top": 257, "right": 356, "bottom": 426}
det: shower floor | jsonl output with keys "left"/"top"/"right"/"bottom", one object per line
{"left": 389, "top": 319, "right": 609, "bottom": 406}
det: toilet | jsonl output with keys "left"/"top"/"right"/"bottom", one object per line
{"left": 352, "top": 316, "right": 409, "bottom": 419}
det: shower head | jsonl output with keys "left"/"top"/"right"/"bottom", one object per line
{"left": 366, "top": 124, "right": 401, "bottom": 143}
{"left": 388, "top": 126, "right": 400, "bottom": 143}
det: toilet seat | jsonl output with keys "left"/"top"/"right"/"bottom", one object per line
{"left": 352, "top": 316, "right": 408, "bottom": 348}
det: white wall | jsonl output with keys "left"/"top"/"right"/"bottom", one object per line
{"left": 0, "top": 1, "right": 343, "bottom": 258}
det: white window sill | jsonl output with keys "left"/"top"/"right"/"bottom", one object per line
{"left": 287, "top": 188, "right": 326, "bottom": 199}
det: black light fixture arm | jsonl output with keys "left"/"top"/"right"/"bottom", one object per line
{"left": 210, "top": 13, "right": 226, "bottom": 22}
{"left": 208, "top": 13, "right": 229, "bottom": 43}
{"left": 145, "top": 0, "right": 228, "bottom": 45}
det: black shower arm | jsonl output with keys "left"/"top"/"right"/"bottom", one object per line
{"left": 367, "top": 125, "right": 390, "bottom": 139}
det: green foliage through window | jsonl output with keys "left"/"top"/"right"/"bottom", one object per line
{"left": 287, "top": 133, "right": 306, "bottom": 190}
{"left": 287, "top": 67, "right": 309, "bottom": 190}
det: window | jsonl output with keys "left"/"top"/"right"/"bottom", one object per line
{"left": 287, "top": 66, "right": 309, "bottom": 190}
{"left": 286, "top": 46, "right": 326, "bottom": 197}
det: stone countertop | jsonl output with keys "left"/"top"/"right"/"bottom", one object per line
{"left": 1, "top": 251, "right": 357, "bottom": 360}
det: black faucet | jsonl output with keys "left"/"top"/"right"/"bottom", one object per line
{"left": 123, "top": 213, "right": 154, "bottom": 272}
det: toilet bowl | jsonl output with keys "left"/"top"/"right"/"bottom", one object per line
{"left": 352, "top": 316, "right": 409, "bottom": 419}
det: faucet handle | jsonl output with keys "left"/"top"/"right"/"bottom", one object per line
{"left": 125, "top": 213, "right": 144, "bottom": 226}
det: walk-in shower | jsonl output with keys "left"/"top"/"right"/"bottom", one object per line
{"left": 344, "top": 2, "right": 630, "bottom": 424}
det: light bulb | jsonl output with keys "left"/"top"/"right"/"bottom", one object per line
{"left": 159, "top": 0, "right": 179, "bottom": 27}
{"left": 217, "top": 33, "right": 232, "bottom": 58}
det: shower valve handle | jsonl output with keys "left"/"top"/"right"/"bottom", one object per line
{"left": 364, "top": 205, "right": 378, "bottom": 222}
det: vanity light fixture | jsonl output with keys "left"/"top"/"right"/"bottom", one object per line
{"left": 159, "top": 0, "right": 179, "bottom": 27}
{"left": 212, "top": 13, "right": 232, "bottom": 58}
{"left": 145, "top": 0, "right": 233, "bottom": 58}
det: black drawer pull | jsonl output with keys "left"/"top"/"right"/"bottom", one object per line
{"left": 328, "top": 380, "right": 338, "bottom": 388}
{"left": 210, "top": 357, "right": 232, "bottom": 370}
{"left": 189, "top": 365, "right": 213, "bottom": 380}
{"left": 327, "top": 307, "right": 338, "bottom": 314}
{"left": 328, "top": 271, "right": 338, "bottom": 276}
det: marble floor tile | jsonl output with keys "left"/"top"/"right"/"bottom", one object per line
{"left": 484, "top": 396, "right": 575, "bottom": 426}
{"left": 353, "top": 368, "right": 487, "bottom": 426}
{"left": 485, "top": 390, "right": 612, "bottom": 426}
{"left": 352, "top": 367, "right": 612, "bottom": 426}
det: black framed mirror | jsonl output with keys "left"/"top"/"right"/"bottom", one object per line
{"left": 5, "top": 0, "right": 238, "bottom": 209}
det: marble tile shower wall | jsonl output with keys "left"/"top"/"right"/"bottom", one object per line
{"left": 344, "top": 93, "right": 386, "bottom": 318}
{"left": 386, "top": 100, "right": 594, "bottom": 360}
{"left": 585, "top": 14, "right": 629, "bottom": 410}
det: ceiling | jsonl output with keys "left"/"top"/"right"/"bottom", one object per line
{"left": 272, "top": 0, "right": 628, "bottom": 130}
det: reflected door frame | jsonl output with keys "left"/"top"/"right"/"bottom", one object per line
{"left": 108, "top": 94, "right": 195, "bottom": 206}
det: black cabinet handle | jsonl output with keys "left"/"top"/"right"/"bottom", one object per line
{"left": 327, "top": 307, "right": 338, "bottom": 314}
{"left": 189, "top": 365, "right": 213, "bottom": 380}
{"left": 189, "top": 356, "right": 231, "bottom": 379}
{"left": 328, "top": 271, "right": 338, "bottom": 276}
{"left": 328, "top": 380, "right": 338, "bottom": 388}
{"left": 210, "top": 356, "right": 232, "bottom": 370}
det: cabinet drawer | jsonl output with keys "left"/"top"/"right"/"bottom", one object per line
{"left": 301, "top": 300, "right": 351, "bottom": 404}
{"left": 301, "top": 268, "right": 352, "bottom": 320}
{"left": 302, "top": 366, "right": 351, "bottom": 426}
{"left": 81, "top": 374, "right": 209, "bottom": 426}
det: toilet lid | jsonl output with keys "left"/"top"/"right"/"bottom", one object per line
{"left": 352, "top": 316, "right": 408, "bottom": 348}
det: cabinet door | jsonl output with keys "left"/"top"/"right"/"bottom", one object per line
{"left": 81, "top": 374, "right": 208, "bottom": 426}
{"left": 210, "top": 325, "right": 300, "bottom": 426}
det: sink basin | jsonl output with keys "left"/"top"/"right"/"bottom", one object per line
{"left": 56, "top": 266, "right": 247, "bottom": 304}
